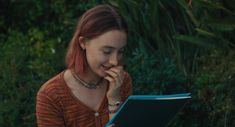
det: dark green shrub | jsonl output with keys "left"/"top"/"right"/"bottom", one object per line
{"left": 170, "top": 51, "right": 235, "bottom": 127}
{"left": 127, "top": 49, "right": 188, "bottom": 95}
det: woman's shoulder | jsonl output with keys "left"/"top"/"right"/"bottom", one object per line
{"left": 37, "top": 71, "right": 66, "bottom": 96}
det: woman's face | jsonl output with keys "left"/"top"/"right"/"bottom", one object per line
{"left": 80, "top": 30, "right": 127, "bottom": 77}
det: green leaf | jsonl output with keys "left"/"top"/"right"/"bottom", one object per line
{"left": 195, "top": 0, "right": 235, "bottom": 16}
{"left": 205, "top": 20, "right": 235, "bottom": 31}
{"left": 174, "top": 34, "right": 215, "bottom": 48}
{"left": 195, "top": 28, "right": 216, "bottom": 37}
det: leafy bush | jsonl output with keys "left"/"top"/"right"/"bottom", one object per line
{"left": 127, "top": 49, "right": 188, "bottom": 95}
{"left": 190, "top": 51, "right": 235, "bottom": 127}
{"left": 0, "top": 29, "right": 65, "bottom": 126}
{"left": 113, "top": 0, "right": 235, "bottom": 126}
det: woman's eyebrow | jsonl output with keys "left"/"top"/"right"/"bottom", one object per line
{"left": 102, "top": 45, "right": 126, "bottom": 50}
{"left": 102, "top": 46, "right": 115, "bottom": 49}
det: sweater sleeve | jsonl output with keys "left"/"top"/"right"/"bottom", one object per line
{"left": 120, "top": 72, "right": 133, "bottom": 102}
{"left": 36, "top": 90, "right": 65, "bottom": 127}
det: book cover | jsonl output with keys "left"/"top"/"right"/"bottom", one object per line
{"left": 106, "top": 93, "right": 191, "bottom": 127}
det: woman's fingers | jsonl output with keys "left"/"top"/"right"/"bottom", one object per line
{"left": 105, "top": 70, "right": 119, "bottom": 79}
{"left": 105, "top": 66, "right": 124, "bottom": 82}
{"left": 105, "top": 72, "right": 122, "bottom": 86}
{"left": 104, "top": 76, "right": 114, "bottom": 83}
{"left": 105, "top": 66, "right": 123, "bottom": 100}
{"left": 109, "top": 66, "right": 123, "bottom": 75}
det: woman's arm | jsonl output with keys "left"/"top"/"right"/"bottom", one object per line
{"left": 106, "top": 70, "right": 133, "bottom": 121}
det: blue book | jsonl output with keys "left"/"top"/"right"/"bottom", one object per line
{"left": 105, "top": 93, "right": 191, "bottom": 127}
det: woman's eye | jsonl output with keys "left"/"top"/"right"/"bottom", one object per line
{"left": 103, "top": 51, "right": 111, "bottom": 55}
{"left": 118, "top": 49, "right": 125, "bottom": 54}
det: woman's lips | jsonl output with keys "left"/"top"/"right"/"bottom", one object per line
{"left": 102, "top": 65, "right": 111, "bottom": 71}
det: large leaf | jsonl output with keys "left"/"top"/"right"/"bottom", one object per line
{"left": 174, "top": 34, "right": 216, "bottom": 49}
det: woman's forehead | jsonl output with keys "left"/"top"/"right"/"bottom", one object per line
{"left": 90, "top": 30, "right": 127, "bottom": 49}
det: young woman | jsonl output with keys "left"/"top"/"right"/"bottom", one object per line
{"left": 36, "top": 4, "right": 132, "bottom": 127}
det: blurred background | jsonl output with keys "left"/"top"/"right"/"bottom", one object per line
{"left": 0, "top": 0, "right": 235, "bottom": 126}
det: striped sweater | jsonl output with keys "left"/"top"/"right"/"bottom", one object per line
{"left": 36, "top": 70, "right": 132, "bottom": 127}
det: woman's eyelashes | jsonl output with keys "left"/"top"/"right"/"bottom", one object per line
{"left": 102, "top": 49, "right": 125, "bottom": 56}
{"left": 102, "top": 49, "right": 112, "bottom": 55}
{"left": 118, "top": 49, "right": 125, "bottom": 55}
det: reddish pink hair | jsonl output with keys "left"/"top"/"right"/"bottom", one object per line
{"left": 66, "top": 4, "right": 128, "bottom": 74}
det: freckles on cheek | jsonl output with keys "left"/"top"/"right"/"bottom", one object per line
{"left": 89, "top": 54, "right": 106, "bottom": 66}
{"left": 97, "top": 52, "right": 108, "bottom": 62}
{"left": 98, "top": 56, "right": 108, "bottom": 65}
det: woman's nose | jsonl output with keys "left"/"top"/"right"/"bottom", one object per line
{"left": 108, "top": 54, "right": 118, "bottom": 66}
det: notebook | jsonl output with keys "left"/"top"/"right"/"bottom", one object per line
{"left": 105, "top": 93, "right": 191, "bottom": 127}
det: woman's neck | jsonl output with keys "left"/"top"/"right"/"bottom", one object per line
{"left": 77, "top": 68, "right": 102, "bottom": 85}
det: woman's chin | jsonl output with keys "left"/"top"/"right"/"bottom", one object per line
{"left": 99, "top": 65, "right": 109, "bottom": 77}
{"left": 98, "top": 71, "right": 107, "bottom": 77}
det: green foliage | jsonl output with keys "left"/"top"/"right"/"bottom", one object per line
{"left": 109, "top": 0, "right": 235, "bottom": 126}
{"left": 113, "top": 0, "right": 199, "bottom": 75}
{"left": 113, "top": 0, "right": 235, "bottom": 76}
{"left": 0, "top": 28, "right": 65, "bottom": 126}
{"left": 173, "top": 50, "right": 235, "bottom": 127}
{"left": 175, "top": 0, "right": 235, "bottom": 74}
{"left": 0, "top": 31, "right": 32, "bottom": 126}
{"left": 127, "top": 49, "right": 187, "bottom": 95}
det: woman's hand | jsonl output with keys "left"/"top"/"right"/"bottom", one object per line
{"left": 104, "top": 66, "right": 124, "bottom": 101}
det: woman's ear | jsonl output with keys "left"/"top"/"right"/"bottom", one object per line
{"left": 79, "top": 36, "right": 86, "bottom": 50}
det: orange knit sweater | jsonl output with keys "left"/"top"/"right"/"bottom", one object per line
{"left": 36, "top": 71, "right": 132, "bottom": 127}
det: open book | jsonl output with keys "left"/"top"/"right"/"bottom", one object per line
{"left": 105, "top": 93, "right": 191, "bottom": 127}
